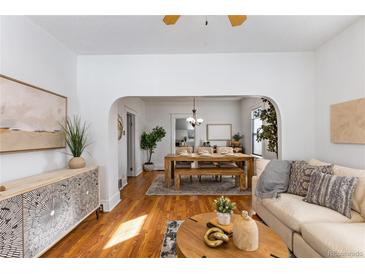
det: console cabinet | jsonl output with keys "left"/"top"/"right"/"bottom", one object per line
{"left": 0, "top": 167, "right": 99, "bottom": 258}
{"left": 0, "top": 195, "right": 23, "bottom": 258}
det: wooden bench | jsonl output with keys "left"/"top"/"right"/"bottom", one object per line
{"left": 174, "top": 167, "right": 246, "bottom": 191}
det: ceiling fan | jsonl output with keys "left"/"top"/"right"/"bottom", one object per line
{"left": 163, "top": 15, "right": 247, "bottom": 27}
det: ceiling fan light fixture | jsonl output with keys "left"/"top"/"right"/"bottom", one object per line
{"left": 163, "top": 15, "right": 247, "bottom": 27}
{"left": 228, "top": 15, "right": 247, "bottom": 27}
{"left": 163, "top": 15, "right": 181, "bottom": 25}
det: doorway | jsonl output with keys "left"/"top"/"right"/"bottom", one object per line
{"left": 127, "top": 112, "right": 136, "bottom": 177}
{"left": 170, "top": 113, "right": 197, "bottom": 153}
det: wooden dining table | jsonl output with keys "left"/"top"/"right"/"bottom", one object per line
{"left": 164, "top": 153, "right": 254, "bottom": 189}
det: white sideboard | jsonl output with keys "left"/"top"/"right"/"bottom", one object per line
{"left": 0, "top": 166, "right": 99, "bottom": 258}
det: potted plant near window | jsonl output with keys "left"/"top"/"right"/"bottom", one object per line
{"left": 140, "top": 126, "right": 166, "bottom": 171}
{"left": 214, "top": 196, "right": 236, "bottom": 225}
{"left": 254, "top": 98, "right": 278, "bottom": 158}
{"left": 231, "top": 132, "right": 243, "bottom": 147}
{"left": 61, "top": 116, "right": 89, "bottom": 169}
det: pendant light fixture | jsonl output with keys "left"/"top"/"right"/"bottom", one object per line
{"left": 186, "top": 97, "right": 203, "bottom": 127}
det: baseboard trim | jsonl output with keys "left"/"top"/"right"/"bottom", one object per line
{"left": 154, "top": 164, "right": 164, "bottom": 171}
{"left": 101, "top": 191, "right": 121, "bottom": 212}
{"left": 122, "top": 177, "right": 128, "bottom": 188}
{"left": 135, "top": 168, "right": 143, "bottom": 176}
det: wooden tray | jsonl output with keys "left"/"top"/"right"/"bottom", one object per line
{"left": 207, "top": 218, "right": 233, "bottom": 236}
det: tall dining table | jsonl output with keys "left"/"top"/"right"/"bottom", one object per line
{"left": 164, "top": 153, "right": 255, "bottom": 189}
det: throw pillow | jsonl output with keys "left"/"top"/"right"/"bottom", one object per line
{"left": 287, "top": 161, "right": 334, "bottom": 196}
{"left": 304, "top": 171, "right": 358, "bottom": 218}
{"left": 256, "top": 160, "right": 291, "bottom": 199}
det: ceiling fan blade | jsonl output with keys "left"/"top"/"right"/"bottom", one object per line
{"left": 228, "top": 15, "right": 247, "bottom": 27}
{"left": 163, "top": 15, "right": 181, "bottom": 25}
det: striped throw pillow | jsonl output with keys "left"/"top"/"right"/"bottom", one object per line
{"left": 304, "top": 171, "right": 358, "bottom": 218}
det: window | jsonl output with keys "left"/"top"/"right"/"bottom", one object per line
{"left": 251, "top": 108, "right": 262, "bottom": 156}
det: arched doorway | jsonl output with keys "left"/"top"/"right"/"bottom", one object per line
{"left": 109, "top": 95, "right": 282, "bottom": 192}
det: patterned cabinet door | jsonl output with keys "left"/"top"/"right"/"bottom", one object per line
{"left": 70, "top": 169, "right": 99, "bottom": 221}
{"left": 23, "top": 180, "right": 74, "bottom": 258}
{"left": 0, "top": 195, "right": 23, "bottom": 258}
{"left": 84, "top": 169, "right": 99, "bottom": 214}
{"left": 69, "top": 173, "right": 88, "bottom": 221}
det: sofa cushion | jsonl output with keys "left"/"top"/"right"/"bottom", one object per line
{"left": 304, "top": 171, "right": 358, "bottom": 218}
{"left": 287, "top": 161, "right": 334, "bottom": 197}
{"left": 308, "top": 159, "right": 365, "bottom": 218}
{"left": 301, "top": 222, "right": 365, "bottom": 258}
{"left": 261, "top": 193, "right": 364, "bottom": 232}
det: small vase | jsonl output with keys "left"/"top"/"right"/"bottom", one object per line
{"left": 69, "top": 157, "right": 86, "bottom": 169}
{"left": 216, "top": 212, "right": 231, "bottom": 225}
{"left": 231, "top": 140, "right": 240, "bottom": 147}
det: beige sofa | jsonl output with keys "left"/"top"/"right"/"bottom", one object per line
{"left": 252, "top": 159, "right": 365, "bottom": 258}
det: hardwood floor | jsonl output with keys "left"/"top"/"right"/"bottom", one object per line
{"left": 43, "top": 171, "right": 253, "bottom": 258}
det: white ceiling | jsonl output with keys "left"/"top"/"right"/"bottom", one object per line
{"left": 29, "top": 15, "right": 360, "bottom": 55}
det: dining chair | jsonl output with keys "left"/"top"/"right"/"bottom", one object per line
{"left": 216, "top": 146, "right": 238, "bottom": 181}
{"left": 196, "top": 147, "right": 216, "bottom": 181}
{"left": 175, "top": 146, "right": 194, "bottom": 182}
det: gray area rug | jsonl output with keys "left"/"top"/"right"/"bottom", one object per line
{"left": 146, "top": 175, "right": 251, "bottom": 196}
{"left": 160, "top": 220, "right": 183, "bottom": 258}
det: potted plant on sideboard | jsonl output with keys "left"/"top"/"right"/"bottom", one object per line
{"left": 231, "top": 132, "right": 244, "bottom": 147}
{"left": 61, "top": 116, "right": 89, "bottom": 169}
{"left": 140, "top": 126, "right": 166, "bottom": 171}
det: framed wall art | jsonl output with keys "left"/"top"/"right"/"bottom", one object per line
{"left": 330, "top": 97, "right": 365, "bottom": 144}
{"left": 206, "top": 124, "right": 232, "bottom": 141}
{"left": 0, "top": 75, "right": 67, "bottom": 152}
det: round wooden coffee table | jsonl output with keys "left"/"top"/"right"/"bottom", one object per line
{"left": 176, "top": 212, "right": 289, "bottom": 258}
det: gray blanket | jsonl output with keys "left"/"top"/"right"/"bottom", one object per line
{"left": 256, "top": 159, "right": 291, "bottom": 199}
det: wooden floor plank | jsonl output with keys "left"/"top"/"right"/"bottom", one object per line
{"left": 43, "top": 171, "right": 253, "bottom": 258}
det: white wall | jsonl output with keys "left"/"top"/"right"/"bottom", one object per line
{"left": 2, "top": 16, "right": 364, "bottom": 213}
{"left": 117, "top": 97, "right": 146, "bottom": 188}
{"left": 315, "top": 18, "right": 365, "bottom": 169}
{"left": 0, "top": 16, "right": 78, "bottom": 183}
{"left": 144, "top": 99, "right": 243, "bottom": 169}
{"left": 77, "top": 52, "right": 316, "bottom": 210}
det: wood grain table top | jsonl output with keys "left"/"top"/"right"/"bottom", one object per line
{"left": 165, "top": 153, "right": 254, "bottom": 161}
{"left": 176, "top": 212, "right": 289, "bottom": 258}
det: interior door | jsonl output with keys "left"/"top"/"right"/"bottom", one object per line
{"left": 127, "top": 112, "right": 136, "bottom": 176}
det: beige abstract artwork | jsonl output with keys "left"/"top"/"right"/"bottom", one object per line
{"left": 330, "top": 97, "right": 365, "bottom": 144}
{"left": 0, "top": 75, "right": 67, "bottom": 152}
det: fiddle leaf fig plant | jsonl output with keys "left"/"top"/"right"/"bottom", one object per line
{"left": 140, "top": 126, "right": 166, "bottom": 164}
{"left": 254, "top": 98, "right": 278, "bottom": 158}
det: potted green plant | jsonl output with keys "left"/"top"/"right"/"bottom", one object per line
{"left": 61, "top": 116, "right": 89, "bottom": 169}
{"left": 231, "top": 132, "right": 244, "bottom": 147}
{"left": 213, "top": 196, "right": 236, "bottom": 225}
{"left": 140, "top": 126, "right": 166, "bottom": 171}
{"left": 254, "top": 98, "right": 278, "bottom": 158}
